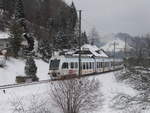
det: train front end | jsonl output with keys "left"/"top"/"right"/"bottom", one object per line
{"left": 48, "top": 57, "right": 61, "bottom": 79}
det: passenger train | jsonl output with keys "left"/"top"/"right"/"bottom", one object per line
{"left": 48, "top": 54, "right": 123, "bottom": 79}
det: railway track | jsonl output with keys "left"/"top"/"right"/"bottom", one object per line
{"left": 0, "top": 68, "right": 123, "bottom": 90}
{"left": 0, "top": 79, "right": 51, "bottom": 90}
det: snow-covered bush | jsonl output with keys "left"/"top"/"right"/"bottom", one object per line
{"left": 24, "top": 57, "right": 38, "bottom": 81}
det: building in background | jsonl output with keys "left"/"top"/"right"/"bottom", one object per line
{"left": 0, "top": 32, "right": 9, "bottom": 50}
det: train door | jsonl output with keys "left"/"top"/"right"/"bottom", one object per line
{"left": 69, "top": 62, "right": 78, "bottom": 76}
{"left": 94, "top": 58, "right": 97, "bottom": 73}
{"left": 61, "top": 62, "right": 69, "bottom": 76}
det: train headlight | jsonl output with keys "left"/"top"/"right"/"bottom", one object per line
{"left": 52, "top": 72, "right": 57, "bottom": 77}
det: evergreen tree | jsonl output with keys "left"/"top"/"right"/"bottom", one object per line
{"left": 69, "top": 2, "right": 78, "bottom": 31}
{"left": 15, "top": 0, "right": 35, "bottom": 53}
{"left": 81, "top": 31, "right": 89, "bottom": 45}
{"left": 15, "top": 0, "right": 25, "bottom": 27}
{"left": 38, "top": 40, "right": 52, "bottom": 61}
{"left": 23, "top": 33, "right": 34, "bottom": 52}
{"left": 24, "top": 57, "right": 37, "bottom": 78}
{"left": 54, "top": 2, "right": 78, "bottom": 50}
{"left": 89, "top": 28, "right": 101, "bottom": 47}
{"left": 55, "top": 31, "right": 73, "bottom": 50}
{"left": 9, "top": 20, "right": 23, "bottom": 57}
{"left": 9, "top": 0, "right": 25, "bottom": 57}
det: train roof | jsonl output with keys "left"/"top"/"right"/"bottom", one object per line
{"left": 74, "top": 44, "right": 109, "bottom": 58}
{"left": 50, "top": 44, "right": 119, "bottom": 61}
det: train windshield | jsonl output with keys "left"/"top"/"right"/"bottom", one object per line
{"left": 50, "top": 59, "right": 60, "bottom": 70}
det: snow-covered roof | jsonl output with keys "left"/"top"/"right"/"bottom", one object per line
{"left": 0, "top": 32, "right": 9, "bottom": 39}
{"left": 81, "top": 44, "right": 108, "bottom": 57}
{"left": 82, "top": 44, "right": 99, "bottom": 51}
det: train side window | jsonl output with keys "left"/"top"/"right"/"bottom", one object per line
{"left": 90, "top": 62, "right": 92, "bottom": 69}
{"left": 75, "top": 62, "right": 78, "bottom": 68}
{"left": 100, "top": 62, "right": 102, "bottom": 68}
{"left": 106, "top": 62, "right": 109, "bottom": 67}
{"left": 86, "top": 62, "right": 89, "bottom": 69}
{"left": 83, "top": 62, "right": 86, "bottom": 70}
{"left": 71, "top": 62, "right": 74, "bottom": 69}
{"left": 102, "top": 62, "right": 103, "bottom": 67}
{"left": 102, "top": 62, "right": 104, "bottom": 67}
{"left": 62, "top": 62, "right": 68, "bottom": 69}
{"left": 92, "top": 62, "right": 94, "bottom": 68}
{"left": 105, "top": 62, "right": 107, "bottom": 67}
{"left": 81, "top": 63, "right": 83, "bottom": 69}
{"left": 91, "top": 62, "right": 93, "bottom": 69}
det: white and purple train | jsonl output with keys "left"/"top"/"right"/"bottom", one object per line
{"left": 48, "top": 54, "right": 123, "bottom": 79}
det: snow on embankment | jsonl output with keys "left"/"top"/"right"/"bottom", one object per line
{"left": 0, "top": 58, "right": 49, "bottom": 85}
{"left": 0, "top": 31, "right": 9, "bottom": 39}
{"left": 94, "top": 72, "right": 137, "bottom": 113}
{"left": 0, "top": 71, "right": 137, "bottom": 113}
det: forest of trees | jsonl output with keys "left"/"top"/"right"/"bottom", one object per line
{"left": 0, "top": 0, "right": 89, "bottom": 60}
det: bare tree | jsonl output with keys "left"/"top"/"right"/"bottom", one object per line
{"left": 10, "top": 95, "right": 52, "bottom": 113}
{"left": 88, "top": 27, "right": 102, "bottom": 47}
{"left": 50, "top": 78, "right": 103, "bottom": 113}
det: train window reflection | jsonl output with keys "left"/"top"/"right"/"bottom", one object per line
{"left": 71, "top": 62, "right": 74, "bottom": 69}
{"left": 75, "top": 62, "right": 78, "bottom": 68}
{"left": 62, "top": 62, "right": 69, "bottom": 69}
{"left": 50, "top": 59, "right": 60, "bottom": 70}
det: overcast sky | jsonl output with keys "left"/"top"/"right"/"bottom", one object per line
{"left": 64, "top": 0, "right": 150, "bottom": 36}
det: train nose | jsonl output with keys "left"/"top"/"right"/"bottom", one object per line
{"left": 52, "top": 72, "right": 57, "bottom": 77}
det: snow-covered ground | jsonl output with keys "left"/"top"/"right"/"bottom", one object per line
{"left": 0, "top": 69, "right": 138, "bottom": 113}
{"left": 0, "top": 58, "right": 49, "bottom": 85}
{"left": 95, "top": 72, "right": 137, "bottom": 113}
{"left": 0, "top": 31, "right": 9, "bottom": 39}
{"left": 0, "top": 58, "right": 145, "bottom": 113}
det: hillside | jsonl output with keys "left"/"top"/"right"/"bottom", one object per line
{"left": 101, "top": 38, "right": 131, "bottom": 52}
{"left": 0, "top": 58, "right": 49, "bottom": 86}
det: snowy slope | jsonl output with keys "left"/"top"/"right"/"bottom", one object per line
{"left": 0, "top": 32, "right": 9, "bottom": 39}
{"left": 95, "top": 72, "right": 137, "bottom": 113}
{"left": 0, "top": 71, "right": 139, "bottom": 113}
{"left": 101, "top": 38, "right": 131, "bottom": 52}
{"left": 0, "top": 58, "right": 49, "bottom": 85}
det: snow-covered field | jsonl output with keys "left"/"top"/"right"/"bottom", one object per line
{"left": 0, "top": 58, "right": 144, "bottom": 113}
{"left": 0, "top": 61, "right": 138, "bottom": 113}
{"left": 0, "top": 32, "right": 9, "bottom": 39}
{"left": 0, "top": 58, "right": 49, "bottom": 85}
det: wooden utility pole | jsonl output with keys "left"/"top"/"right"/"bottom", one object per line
{"left": 78, "top": 10, "right": 82, "bottom": 77}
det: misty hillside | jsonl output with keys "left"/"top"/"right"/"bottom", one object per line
{"left": 101, "top": 38, "right": 131, "bottom": 52}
